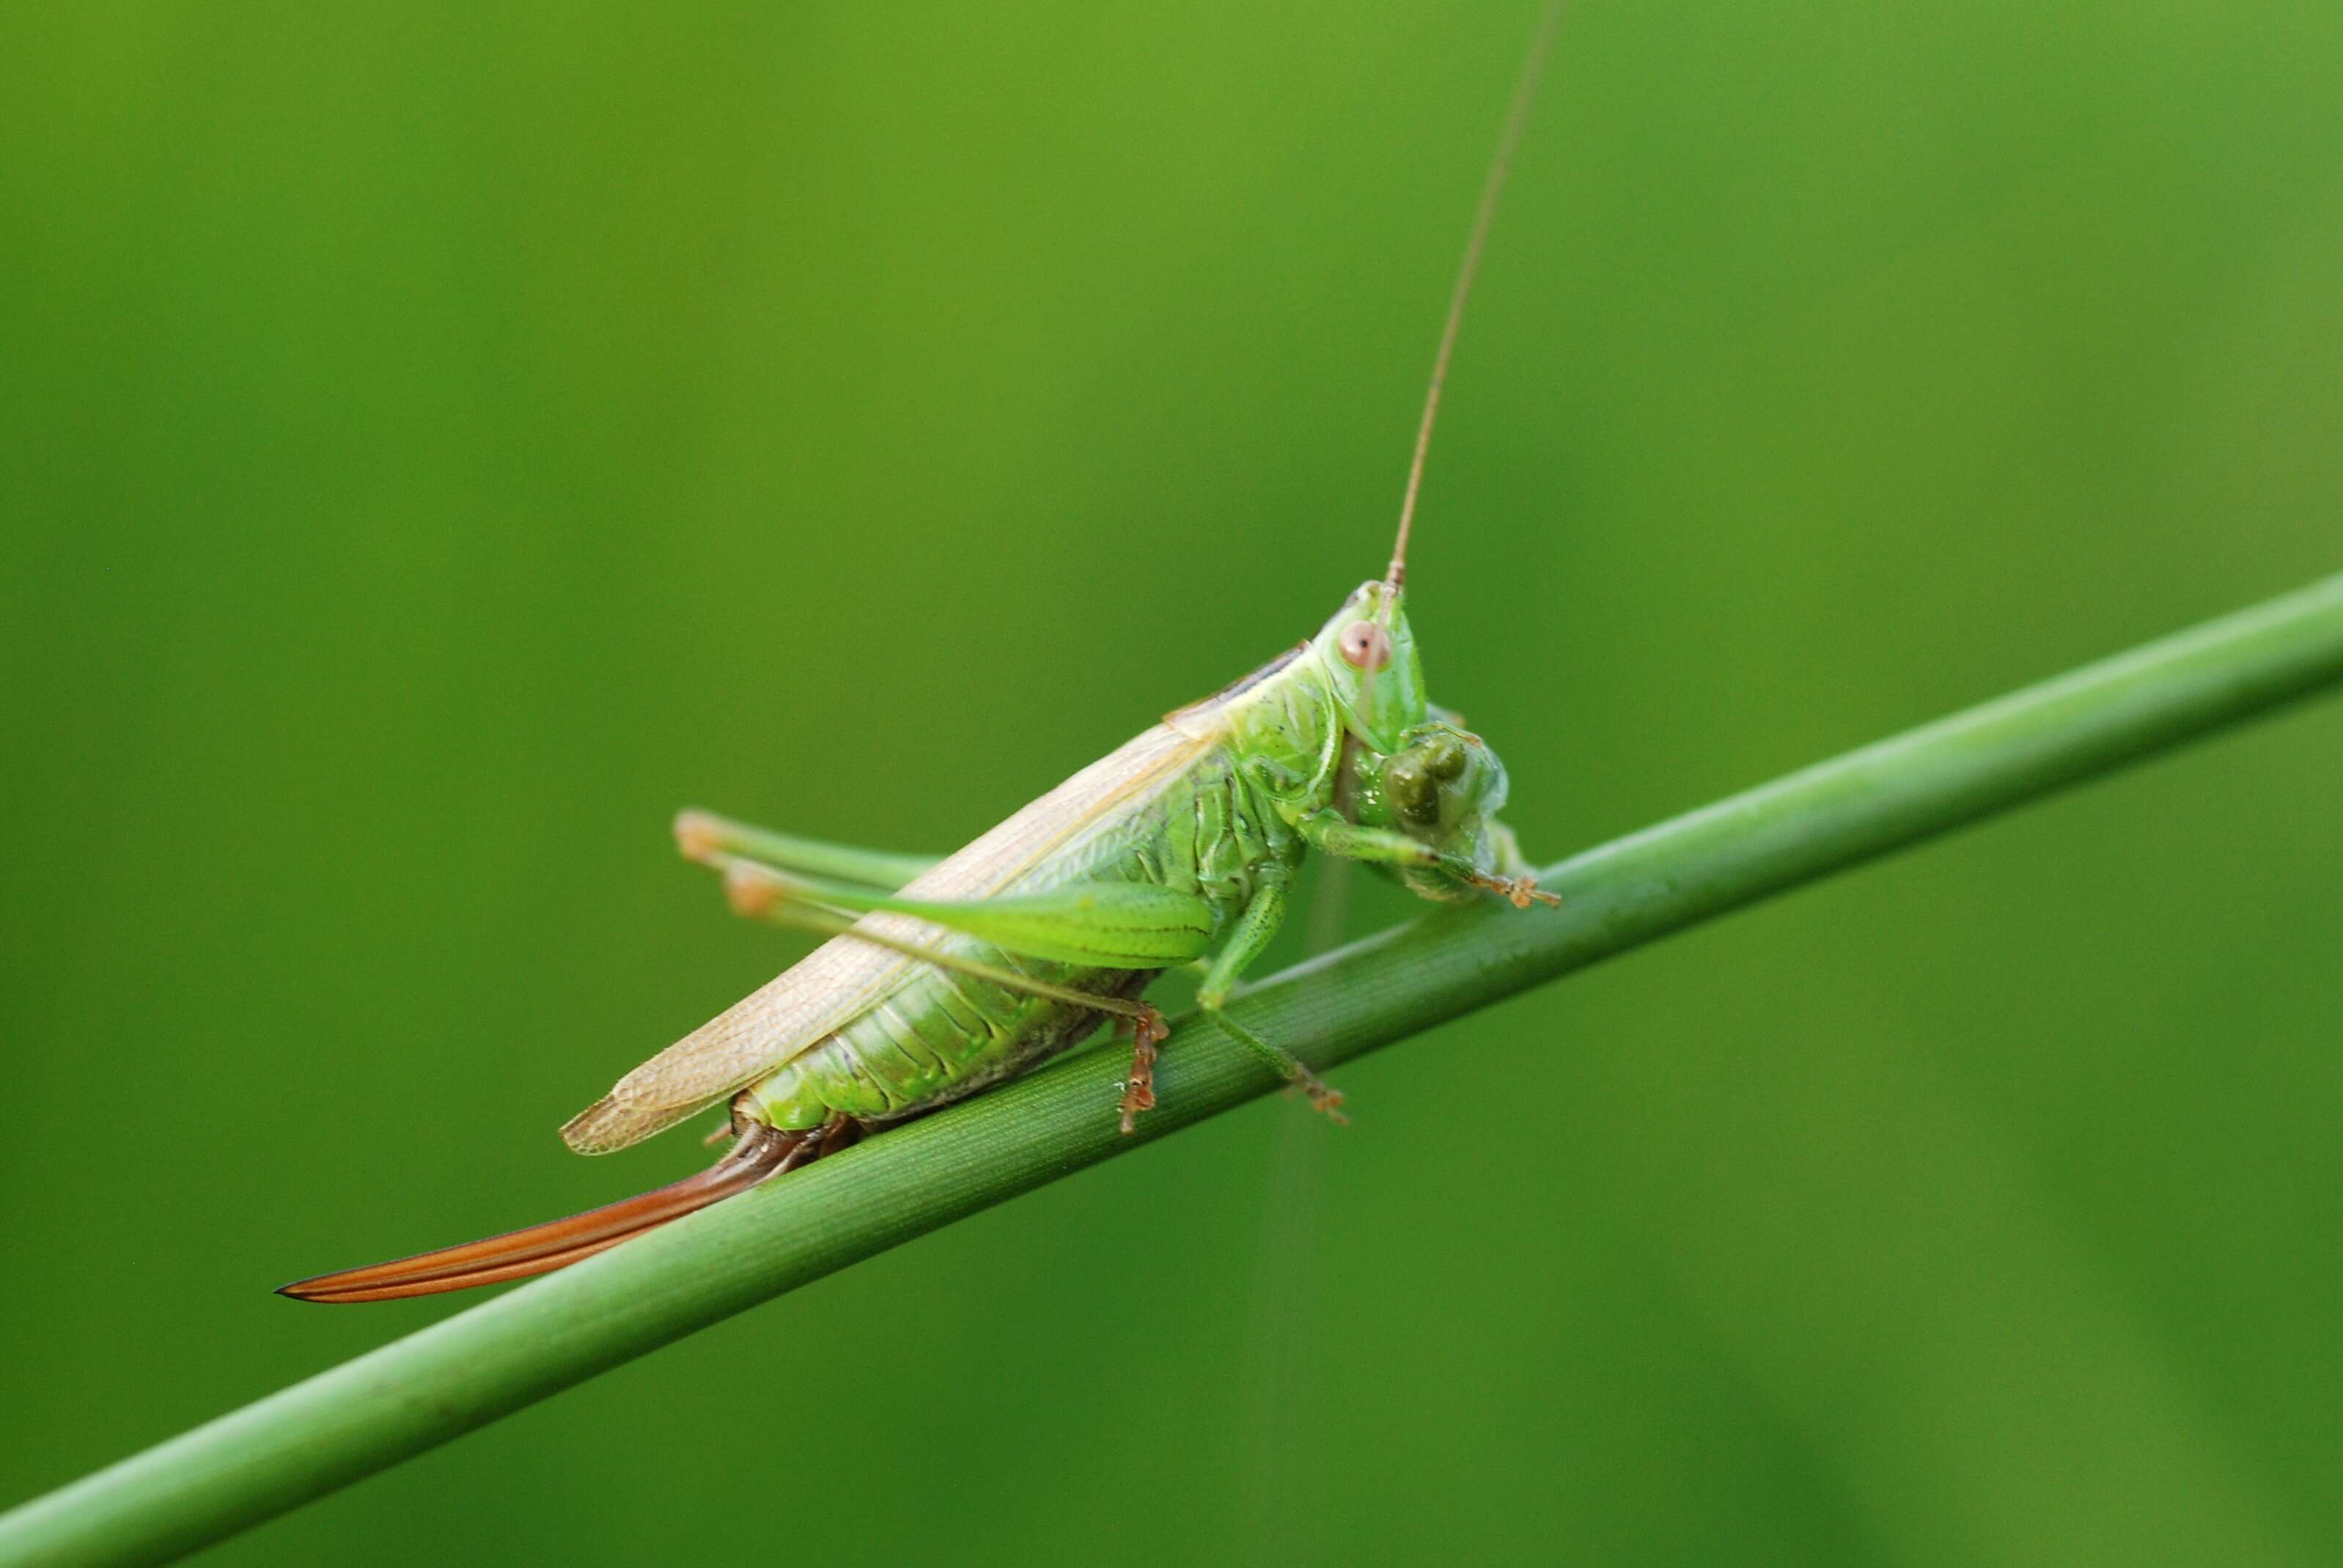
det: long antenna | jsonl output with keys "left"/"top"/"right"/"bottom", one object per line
{"left": 1386, "top": 0, "right": 1567, "bottom": 594}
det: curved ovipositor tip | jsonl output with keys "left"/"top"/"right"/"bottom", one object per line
{"left": 277, "top": 1124, "right": 807, "bottom": 1303}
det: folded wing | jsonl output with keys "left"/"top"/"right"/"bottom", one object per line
{"left": 562, "top": 719, "right": 1218, "bottom": 1154}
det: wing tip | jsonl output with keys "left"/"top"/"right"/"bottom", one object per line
{"left": 559, "top": 1098, "right": 633, "bottom": 1155}
{"left": 561, "top": 1092, "right": 712, "bottom": 1155}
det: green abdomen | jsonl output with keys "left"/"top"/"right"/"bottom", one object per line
{"left": 746, "top": 954, "right": 1158, "bottom": 1129}
{"left": 743, "top": 742, "right": 1295, "bottom": 1130}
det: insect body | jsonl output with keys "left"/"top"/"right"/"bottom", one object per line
{"left": 280, "top": 4, "right": 1567, "bottom": 1303}
{"left": 281, "top": 586, "right": 1552, "bottom": 1301}
{"left": 575, "top": 587, "right": 1545, "bottom": 1159}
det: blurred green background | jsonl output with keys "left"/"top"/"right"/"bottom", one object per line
{"left": 5, "top": 1, "right": 2342, "bottom": 1563}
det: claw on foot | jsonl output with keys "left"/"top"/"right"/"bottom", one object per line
{"left": 1301, "top": 1076, "right": 1350, "bottom": 1126}
{"left": 1478, "top": 872, "right": 1559, "bottom": 909}
{"left": 1117, "top": 1006, "right": 1169, "bottom": 1134}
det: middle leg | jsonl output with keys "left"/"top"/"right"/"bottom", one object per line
{"left": 1194, "top": 880, "right": 1347, "bottom": 1122}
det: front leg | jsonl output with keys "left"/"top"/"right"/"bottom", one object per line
{"left": 1294, "top": 810, "right": 1558, "bottom": 908}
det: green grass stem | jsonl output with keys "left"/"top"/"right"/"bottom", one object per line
{"left": 6, "top": 572, "right": 2342, "bottom": 1568}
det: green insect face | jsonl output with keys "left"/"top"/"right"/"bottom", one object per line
{"left": 1310, "top": 580, "right": 1427, "bottom": 754}
{"left": 1349, "top": 720, "right": 1517, "bottom": 902}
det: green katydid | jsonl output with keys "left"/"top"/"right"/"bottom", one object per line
{"left": 281, "top": 4, "right": 1567, "bottom": 1305}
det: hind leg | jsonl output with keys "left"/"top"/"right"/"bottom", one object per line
{"left": 1117, "top": 1005, "right": 1172, "bottom": 1135}
{"left": 674, "top": 809, "right": 940, "bottom": 891}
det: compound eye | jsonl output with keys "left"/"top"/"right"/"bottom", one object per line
{"left": 1337, "top": 620, "right": 1391, "bottom": 671}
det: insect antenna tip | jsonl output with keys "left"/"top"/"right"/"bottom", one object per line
{"left": 1384, "top": 0, "right": 1564, "bottom": 595}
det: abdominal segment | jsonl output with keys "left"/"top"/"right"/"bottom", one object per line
{"left": 743, "top": 962, "right": 1161, "bottom": 1130}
